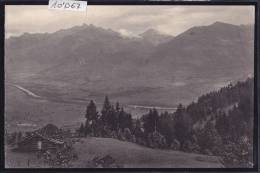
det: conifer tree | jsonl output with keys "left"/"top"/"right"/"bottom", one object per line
{"left": 174, "top": 104, "right": 192, "bottom": 147}
{"left": 115, "top": 102, "right": 120, "bottom": 112}
{"left": 85, "top": 100, "right": 98, "bottom": 136}
{"left": 85, "top": 100, "right": 98, "bottom": 122}
{"left": 101, "top": 96, "right": 111, "bottom": 124}
{"left": 143, "top": 108, "right": 159, "bottom": 135}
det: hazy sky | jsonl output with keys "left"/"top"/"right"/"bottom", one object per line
{"left": 5, "top": 5, "right": 254, "bottom": 38}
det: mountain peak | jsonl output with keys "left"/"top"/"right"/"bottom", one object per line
{"left": 210, "top": 21, "right": 238, "bottom": 28}
{"left": 174, "top": 21, "right": 242, "bottom": 41}
{"left": 52, "top": 23, "right": 121, "bottom": 39}
{"left": 212, "top": 21, "right": 228, "bottom": 25}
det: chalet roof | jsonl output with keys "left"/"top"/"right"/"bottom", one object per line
{"left": 35, "top": 132, "right": 64, "bottom": 145}
{"left": 17, "top": 131, "right": 64, "bottom": 145}
{"left": 35, "top": 123, "right": 61, "bottom": 137}
{"left": 17, "top": 123, "right": 65, "bottom": 146}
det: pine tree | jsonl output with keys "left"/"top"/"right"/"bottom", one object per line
{"left": 215, "top": 112, "right": 229, "bottom": 138}
{"left": 134, "top": 119, "right": 143, "bottom": 138}
{"left": 85, "top": 100, "right": 98, "bottom": 122}
{"left": 173, "top": 104, "right": 192, "bottom": 148}
{"left": 115, "top": 102, "right": 120, "bottom": 112}
{"left": 125, "top": 113, "right": 133, "bottom": 131}
{"left": 101, "top": 96, "right": 112, "bottom": 124}
{"left": 118, "top": 107, "right": 125, "bottom": 130}
{"left": 158, "top": 112, "right": 175, "bottom": 145}
{"left": 114, "top": 102, "right": 120, "bottom": 130}
{"left": 143, "top": 108, "right": 159, "bottom": 135}
{"left": 108, "top": 105, "right": 117, "bottom": 130}
{"left": 102, "top": 96, "right": 111, "bottom": 115}
{"left": 197, "top": 122, "right": 223, "bottom": 154}
{"left": 85, "top": 100, "right": 98, "bottom": 136}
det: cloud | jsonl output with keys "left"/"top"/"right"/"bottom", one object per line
{"left": 5, "top": 5, "right": 254, "bottom": 38}
{"left": 118, "top": 29, "right": 139, "bottom": 38}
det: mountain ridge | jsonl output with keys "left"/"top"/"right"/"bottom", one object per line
{"left": 5, "top": 21, "right": 254, "bottom": 106}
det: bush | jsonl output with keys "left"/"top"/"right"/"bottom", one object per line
{"left": 147, "top": 131, "right": 166, "bottom": 148}
{"left": 124, "top": 128, "right": 133, "bottom": 142}
{"left": 170, "top": 139, "right": 181, "bottom": 150}
{"left": 221, "top": 136, "right": 253, "bottom": 168}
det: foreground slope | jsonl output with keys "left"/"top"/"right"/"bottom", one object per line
{"left": 71, "top": 137, "right": 223, "bottom": 168}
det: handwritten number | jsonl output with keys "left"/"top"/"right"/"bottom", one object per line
{"left": 50, "top": 1, "right": 57, "bottom": 8}
{"left": 49, "top": 0, "right": 84, "bottom": 10}
{"left": 64, "top": 3, "right": 70, "bottom": 9}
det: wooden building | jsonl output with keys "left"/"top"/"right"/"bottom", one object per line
{"left": 15, "top": 124, "right": 65, "bottom": 152}
{"left": 16, "top": 132, "right": 65, "bottom": 152}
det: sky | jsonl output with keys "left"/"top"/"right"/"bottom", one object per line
{"left": 5, "top": 5, "right": 254, "bottom": 38}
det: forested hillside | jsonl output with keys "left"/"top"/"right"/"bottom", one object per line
{"left": 75, "top": 77, "right": 254, "bottom": 168}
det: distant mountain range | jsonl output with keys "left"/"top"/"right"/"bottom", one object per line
{"left": 5, "top": 22, "right": 254, "bottom": 106}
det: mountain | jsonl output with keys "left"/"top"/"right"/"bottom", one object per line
{"left": 5, "top": 22, "right": 254, "bottom": 106}
{"left": 5, "top": 24, "right": 153, "bottom": 81}
{"left": 147, "top": 22, "right": 253, "bottom": 80}
{"left": 139, "top": 29, "right": 174, "bottom": 45}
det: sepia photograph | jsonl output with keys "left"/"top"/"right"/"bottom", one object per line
{"left": 3, "top": 3, "right": 255, "bottom": 169}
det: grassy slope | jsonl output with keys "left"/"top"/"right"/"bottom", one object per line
{"left": 71, "top": 137, "right": 223, "bottom": 168}
{"left": 5, "top": 137, "right": 223, "bottom": 168}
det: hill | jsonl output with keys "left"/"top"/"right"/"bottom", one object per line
{"left": 70, "top": 137, "right": 223, "bottom": 168}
